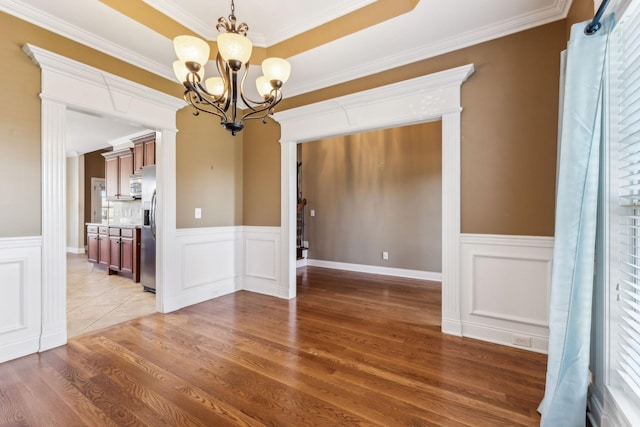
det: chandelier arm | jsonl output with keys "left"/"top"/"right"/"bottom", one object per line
{"left": 184, "top": 90, "right": 230, "bottom": 125}
{"left": 241, "top": 90, "right": 283, "bottom": 122}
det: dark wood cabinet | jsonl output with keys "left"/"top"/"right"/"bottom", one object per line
{"left": 132, "top": 133, "right": 156, "bottom": 174}
{"left": 103, "top": 149, "right": 134, "bottom": 200}
{"left": 87, "top": 225, "right": 99, "bottom": 263}
{"left": 87, "top": 225, "right": 110, "bottom": 266}
{"left": 98, "top": 226, "right": 110, "bottom": 266}
{"left": 95, "top": 226, "right": 140, "bottom": 283}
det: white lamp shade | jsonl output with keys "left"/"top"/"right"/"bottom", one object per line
{"left": 173, "top": 60, "right": 205, "bottom": 83}
{"left": 217, "top": 32, "right": 252, "bottom": 63}
{"left": 262, "top": 58, "right": 291, "bottom": 84}
{"left": 173, "top": 35, "right": 210, "bottom": 66}
{"left": 205, "top": 77, "right": 225, "bottom": 96}
{"left": 256, "top": 76, "right": 272, "bottom": 97}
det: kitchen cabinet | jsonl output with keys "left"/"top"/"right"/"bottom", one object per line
{"left": 103, "top": 149, "right": 134, "bottom": 200}
{"left": 106, "top": 226, "right": 141, "bottom": 282}
{"left": 87, "top": 225, "right": 110, "bottom": 266}
{"left": 132, "top": 133, "right": 156, "bottom": 174}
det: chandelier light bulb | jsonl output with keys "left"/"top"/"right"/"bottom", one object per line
{"left": 256, "top": 76, "right": 272, "bottom": 98}
{"left": 172, "top": 60, "right": 204, "bottom": 83}
{"left": 205, "top": 76, "right": 225, "bottom": 97}
{"left": 173, "top": 35, "right": 210, "bottom": 66}
{"left": 217, "top": 32, "right": 252, "bottom": 64}
{"left": 262, "top": 58, "right": 291, "bottom": 84}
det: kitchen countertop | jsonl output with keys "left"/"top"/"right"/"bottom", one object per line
{"left": 86, "top": 223, "right": 141, "bottom": 229}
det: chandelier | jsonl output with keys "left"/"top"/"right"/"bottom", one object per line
{"left": 172, "top": 0, "right": 291, "bottom": 136}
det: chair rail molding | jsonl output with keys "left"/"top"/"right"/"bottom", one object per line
{"left": 274, "top": 64, "right": 475, "bottom": 336}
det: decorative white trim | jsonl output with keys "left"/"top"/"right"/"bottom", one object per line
{"left": 243, "top": 226, "right": 282, "bottom": 297}
{"left": 274, "top": 65, "right": 474, "bottom": 340}
{"left": 306, "top": 259, "right": 442, "bottom": 282}
{"left": 285, "top": 1, "right": 571, "bottom": 98}
{"left": 605, "top": 386, "right": 640, "bottom": 427}
{"left": 0, "top": 236, "right": 42, "bottom": 363}
{"left": 23, "top": 45, "right": 183, "bottom": 356}
{"left": 588, "top": 384, "right": 604, "bottom": 427}
{"left": 0, "top": 0, "right": 568, "bottom": 97}
{"left": 459, "top": 233, "right": 554, "bottom": 353}
{"left": 142, "top": 0, "right": 377, "bottom": 47}
{"left": 165, "top": 227, "right": 241, "bottom": 313}
{"left": 0, "top": 0, "right": 174, "bottom": 81}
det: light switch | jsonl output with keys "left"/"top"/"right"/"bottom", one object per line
{"left": 195, "top": 208, "right": 202, "bottom": 219}
{"left": 310, "top": 209, "right": 315, "bottom": 217}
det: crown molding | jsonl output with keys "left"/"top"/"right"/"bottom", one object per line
{"left": 284, "top": 0, "right": 571, "bottom": 97}
{"left": 2, "top": 0, "right": 570, "bottom": 99}
{"left": 0, "top": 0, "right": 176, "bottom": 82}
{"left": 141, "top": 0, "right": 376, "bottom": 47}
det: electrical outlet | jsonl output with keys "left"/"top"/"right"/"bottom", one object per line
{"left": 382, "top": 251, "right": 389, "bottom": 260}
{"left": 512, "top": 334, "right": 532, "bottom": 347}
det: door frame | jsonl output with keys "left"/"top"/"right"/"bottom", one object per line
{"left": 24, "top": 44, "right": 184, "bottom": 351}
{"left": 274, "top": 64, "right": 474, "bottom": 335}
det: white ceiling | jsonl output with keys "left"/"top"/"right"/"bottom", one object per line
{"left": 0, "top": 0, "right": 576, "bottom": 155}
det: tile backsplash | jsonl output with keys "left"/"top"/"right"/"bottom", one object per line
{"left": 108, "top": 200, "right": 142, "bottom": 225}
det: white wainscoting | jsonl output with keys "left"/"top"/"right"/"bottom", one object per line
{"left": 167, "top": 227, "right": 241, "bottom": 312}
{"left": 0, "top": 237, "right": 42, "bottom": 363}
{"left": 460, "top": 234, "right": 554, "bottom": 353}
{"left": 306, "top": 259, "right": 442, "bottom": 282}
{"left": 243, "top": 227, "right": 281, "bottom": 297}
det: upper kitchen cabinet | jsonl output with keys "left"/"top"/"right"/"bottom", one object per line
{"left": 103, "top": 149, "right": 134, "bottom": 200}
{"left": 132, "top": 133, "right": 156, "bottom": 174}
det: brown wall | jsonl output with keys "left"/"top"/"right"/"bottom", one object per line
{"left": 176, "top": 108, "right": 243, "bottom": 228}
{"left": 0, "top": 11, "right": 242, "bottom": 236}
{"left": 83, "top": 149, "right": 108, "bottom": 243}
{"left": 242, "top": 119, "right": 281, "bottom": 226}
{"left": 567, "top": 0, "right": 595, "bottom": 38}
{"left": 301, "top": 122, "right": 442, "bottom": 271}
{"left": 0, "top": 13, "right": 42, "bottom": 237}
{"left": 243, "top": 20, "right": 568, "bottom": 237}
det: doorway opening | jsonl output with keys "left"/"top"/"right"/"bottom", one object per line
{"left": 275, "top": 64, "right": 474, "bottom": 335}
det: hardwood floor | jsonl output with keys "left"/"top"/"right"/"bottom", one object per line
{"left": 0, "top": 267, "right": 546, "bottom": 426}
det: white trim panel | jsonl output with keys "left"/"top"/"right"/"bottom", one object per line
{"left": 306, "top": 259, "right": 442, "bottom": 282}
{"left": 0, "top": 237, "right": 42, "bottom": 363}
{"left": 460, "top": 234, "right": 554, "bottom": 353}
{"left": 243, "top": 227, "right": 281, "bottom": 297}
{"left": 167, "top": 227, "right": 242, "bottom": 313}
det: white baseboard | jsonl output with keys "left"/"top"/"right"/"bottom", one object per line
{"left": 66, "top": 246, "right": 85, "bottom": 254}
{"left": 296, "top": 258, "right": 308, "bottom": 268}
{"left": 306, "top": 259, "right": 442, "bottom": 282}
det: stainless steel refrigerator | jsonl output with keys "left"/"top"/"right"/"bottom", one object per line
{"left": 141, "top": 165, "right": 156, "bottom": 293}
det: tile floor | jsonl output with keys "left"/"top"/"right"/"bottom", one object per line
{"left": 67, "top": 253, "right": 156, "bottom": 338}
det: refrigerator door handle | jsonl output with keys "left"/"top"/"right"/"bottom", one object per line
{"left": 150, "top": 189, "right": 157, "bottom": 240}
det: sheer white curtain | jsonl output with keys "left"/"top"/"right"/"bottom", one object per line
{"left": 538, "top": 17, "right": 612, "bottom": 426}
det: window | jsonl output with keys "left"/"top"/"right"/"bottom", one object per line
{"left": 609, "top": 0, "right": 640, "bottom": 424}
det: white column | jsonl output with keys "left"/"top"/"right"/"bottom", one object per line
{"left": 440, "top": 112, "right": 462, "bottom": 336}
{"left": 156, "top": 129, "right": 177, "bottom": 313}
{"left": 280, "top": 140, "right": 297, "bottom": 299}
{"left": 40, "top": 98, "right": 68, "bottom": 350}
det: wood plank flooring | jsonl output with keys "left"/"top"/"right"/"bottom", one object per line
{"left": 0, "top": 267, "right": 547, "bottom": 426}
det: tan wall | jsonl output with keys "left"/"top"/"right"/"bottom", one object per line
{"left": 0, "top": 11, "right": 242, "bottom": 236}
{"left": 243, "top": 20, "right": 567, "bottom": 237}
{"left": 242, "top": 119, "right": 281, "bottom": 226}
{"left": 301, "top": 122, "right": 442, "bottom": 271}
{"left": 567, "top": 0, "right": 596, "bottom": 38}
{"left": 0, "top": 13, "right": 42, "bottom": 237}
{"left": 176, "top": 108, "right": 242, "bottom": 228}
